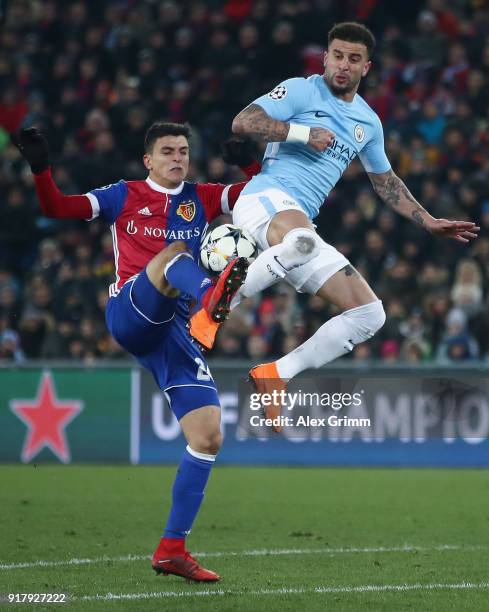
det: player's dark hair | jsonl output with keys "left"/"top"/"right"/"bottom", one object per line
{"left": 144, "top": 122, "right": 191, "bottom": 153}
{"left": 328, "top": 22, "right": 376, "bottom": 58}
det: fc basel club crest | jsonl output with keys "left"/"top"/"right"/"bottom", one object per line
{"left": 176, "top": 200, "right": 196, "bottom": 222}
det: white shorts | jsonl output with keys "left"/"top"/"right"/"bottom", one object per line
{"left": 232, "top": 188, "right": 349, "bottom": 294}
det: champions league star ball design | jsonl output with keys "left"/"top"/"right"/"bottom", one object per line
{"left": 200, "top": 224, "right": 257, "bottom": 273}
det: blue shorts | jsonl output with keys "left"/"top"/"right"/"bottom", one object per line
{"left": 105, "top": 270, "right": 220, "bottom": 420}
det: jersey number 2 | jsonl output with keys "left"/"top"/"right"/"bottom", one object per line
{"left": 195, "top": 357, "right": 213, "bottom": 381}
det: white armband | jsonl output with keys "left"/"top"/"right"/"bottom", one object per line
{"left": 286, "top": 123, "right": 310, "bottom": 144}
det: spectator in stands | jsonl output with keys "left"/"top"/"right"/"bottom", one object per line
{"left": 437, "top": 308, "right": 479, "bottom": 362}
{"left": 450, "top": 259, "right": 483, "bottom": 316}
{"left": 401, "top": 337, "right": 431, "bottom": 363}
{"left": 0, "top": 313, "right": 24, "bottom": 362}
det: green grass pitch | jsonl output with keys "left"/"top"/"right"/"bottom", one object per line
{"left": 1, "top": 465, "right": 489, "bottom": 611}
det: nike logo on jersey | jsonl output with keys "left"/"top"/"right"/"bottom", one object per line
{"left": 314, "top": 111, "right": 332, "bottom": 118}
{"left": 138, "top": 206, "right": 152, "bottom": 216}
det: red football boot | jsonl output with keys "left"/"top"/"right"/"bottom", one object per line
{"left": 152, "top": 548, "right": 220, "bottom": 582}
{"left": 201, "top": 257, "right": 248, "bottom": 323}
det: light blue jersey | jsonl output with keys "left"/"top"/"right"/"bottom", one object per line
{"left": 241, "top": 75, "right": 391, "bottom": 219}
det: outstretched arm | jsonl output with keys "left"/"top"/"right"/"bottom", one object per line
{"left": 33, "top": 170, "right": 93, "bottom": 219}
{"left": 232, "top": 103, "right": 334, "bottom": 152}
{"left": 11, "top": 128, "right": 92, "bottom": 219}
{"left": 368, "top": 169, "right": 479, "bottom": 243}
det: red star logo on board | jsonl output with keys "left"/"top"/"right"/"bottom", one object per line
{"left": 10, "top": 372, "right": 83, "bottom": 463}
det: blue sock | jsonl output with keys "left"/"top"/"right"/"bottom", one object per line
{"left": 164, "top": 253, "right": 211, "bottom": 307}
{"left": 163, "top": 446, "right": 215, "bottom": 539}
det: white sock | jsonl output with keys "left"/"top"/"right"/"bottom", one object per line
{"left": 186, "top": 445, "right": 216, "bottom": 462}
{"left": 231, "top": 243, "right": 286, "bottom": 309}
{"left": 276, "top": 300, "right": 386, "bottom": 378}
{"left": 231, "top": 228, "right": 320, "bottom": 309}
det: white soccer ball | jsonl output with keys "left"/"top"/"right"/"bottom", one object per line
{"left": 200, "top": 224, "right": 257, "bottom": 273}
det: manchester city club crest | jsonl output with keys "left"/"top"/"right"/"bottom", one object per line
{"left": 354, "top": 124, "right": 365, "bottom": 142}
{"left": 176, "top": 200, "right": 196, "bottom": 222}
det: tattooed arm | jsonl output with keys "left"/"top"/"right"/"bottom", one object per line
{"left": 368, "top": 169, "right": 433, "bottom": 228}
{"left": 232, "top": 103, "right": 288, "bottom": 142}
{"left": 368, "top": 169, "right": 479, "bottom": 243}
{"left": 232, "top": 103, "right": 334, "bottom": 152}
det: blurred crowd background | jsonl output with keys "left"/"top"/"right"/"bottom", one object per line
{"left": 0, "top": 0, "right": 488, "bottom": 364}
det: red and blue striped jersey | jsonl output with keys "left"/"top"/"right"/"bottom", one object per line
{"left": 86, "top": 176, "right": 246, "bottom": 296}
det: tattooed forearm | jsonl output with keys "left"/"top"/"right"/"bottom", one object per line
{"left": 368, "top": 169, "right": 416, "bottom": 208}
{"left": 368, "top": 169, "right": 431, "bottom": 228}
{"left": 411, "top": 210, "right": 425, "bottom": 227}
{"left": 232, "top": 104, "right": 289, "bottom": 142}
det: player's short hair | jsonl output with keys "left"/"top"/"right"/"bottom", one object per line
{"left": 144, "top": 122, "right": 191, "bottom": 153}
{"left": 328, "top": 22, "right": 376, "bottom": 58}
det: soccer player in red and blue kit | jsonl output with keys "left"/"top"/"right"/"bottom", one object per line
{"left": 12, "top": 123, "right": 260, "bottom": 582}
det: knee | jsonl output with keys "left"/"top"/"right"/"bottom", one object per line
{"left": 279, "top": 228, "right": 321, "bottom": 270}
{"left": 361, "top": 299, "right": 386, "bottom": 335}
{"left": 283, "top": 228, "right": 320, "bottom": 258}
{"left": 146, "top": 241, "right": 189, "bottom": 275}
{"left": 189, "top": 430, "right": 223, "bottom": 456}
{"left": 163, "top": 240, "right": 189, "bottom": 260}
{"left": 343, "top": 299, "right": 386, "bottom": 341}
{"left": 146, "top": 241, "right": 190, "bottom": 296}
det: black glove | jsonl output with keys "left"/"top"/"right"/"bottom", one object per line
{"left": 10, "top": 127, "right": 50, "bottom": 174}
{"left": 221, "top": 137, "right": 254, "bottom": 167}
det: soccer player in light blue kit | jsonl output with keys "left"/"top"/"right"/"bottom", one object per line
{"left": 230, "top": 22, "right": 479, "bottom": 431}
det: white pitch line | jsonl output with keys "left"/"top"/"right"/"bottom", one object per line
{"left": 0, "top": 543, "right": 485, "bottom": 572}
{"left": 0, "top": 554, "right": 149, "bottom": 571}
{"left": 77, "top": 581, "right": 489, "bottom": 602}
